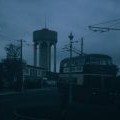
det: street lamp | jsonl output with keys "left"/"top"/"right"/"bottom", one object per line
{"left": 68, "top": 32, "right": 74, "bottom": 104}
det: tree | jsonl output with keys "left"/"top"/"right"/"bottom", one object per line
{"left": 1, "top": 43, "right": 26, "bottom": 91}
{"left": 5, "top": 43, "right": 21, "bottom": 59}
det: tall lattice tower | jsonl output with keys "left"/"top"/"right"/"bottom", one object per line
{"left": 33, "top": 28, "right": 57, "bottom": 72}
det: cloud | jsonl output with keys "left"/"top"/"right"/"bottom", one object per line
{"left": 0, "top": 0, "right": 120, "bottom": 71}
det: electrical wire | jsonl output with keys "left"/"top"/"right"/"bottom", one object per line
{"left": 91, "top": 18, "right": 120, "bottom": 27}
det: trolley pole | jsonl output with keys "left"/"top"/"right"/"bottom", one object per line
{"left": 68, "top": 32, "right": 74, "bottom": 104}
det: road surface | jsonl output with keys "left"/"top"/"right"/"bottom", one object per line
{"left": 0, "top": 88, "right": 61, "bottom": 120}
{"left": 1, "top": 87, "right": 120, "bottom": 120}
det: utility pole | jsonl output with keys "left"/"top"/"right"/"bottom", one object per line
{"left": 81, "top": 37, "right": 83, "bottom": 55}
{"left": 68, "top": 32, "right": 74, "bottom": 104}
{"left": 20, "top": 39, "right": 23, "bottom": 61}
{"left": 19, "top": 39, "right": 24, "bottom": 91}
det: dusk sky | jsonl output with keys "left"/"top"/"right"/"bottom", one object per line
{"left": 0, "top": 0, "right": 120, "bottom": 71}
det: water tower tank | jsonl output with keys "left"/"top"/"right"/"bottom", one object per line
{"left": 33, "top": 28, "right": 57, "bottom": 72}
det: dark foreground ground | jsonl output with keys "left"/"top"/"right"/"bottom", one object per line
{"left": 1, "top": 87, "right": 120, "bottom": 120}
{"left": 16, "top": 103, "right": 120, "bottom": 120}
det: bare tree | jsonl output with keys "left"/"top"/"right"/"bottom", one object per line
{"left": 5, "top": 43, "right": 21, "bottom": 59}
{"left": 2, "top": 43, "right": 26, "bottom": 91}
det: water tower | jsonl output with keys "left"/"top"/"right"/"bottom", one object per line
{"left": 33, "top": 28, "right": 57, "bottom": 72}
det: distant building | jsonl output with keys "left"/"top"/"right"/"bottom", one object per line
{"left": 23, "top": 64, "right": 46, "bottom": 89}
{"left": 59, "top": 54, "right": 118, "bottom": 88}
{"left": 0, "top": 59, "right": 46, "bottom": 90}
{"left": 23, "top": 64, "right": 46, "bottom": 80}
